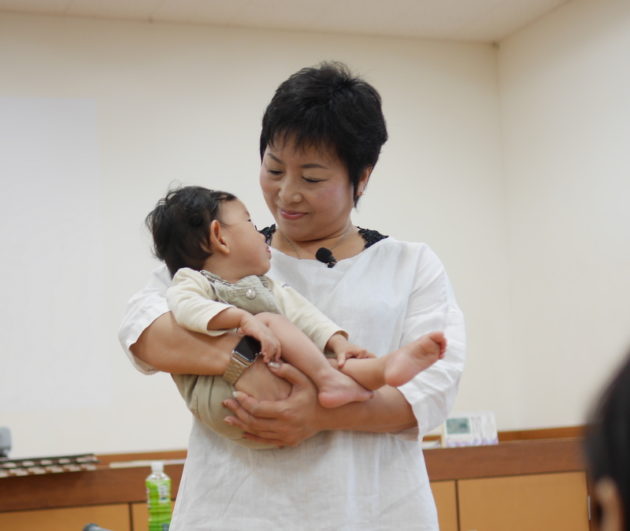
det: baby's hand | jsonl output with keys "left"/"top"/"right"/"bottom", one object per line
{"left": 336, "top": 342, "right": 375, "bottom": 368}
{"left": 325, "top": 333, "right": 376, "bottom": 368}
{"left": 239, "top": 315, "right": 281, "bottom": 362}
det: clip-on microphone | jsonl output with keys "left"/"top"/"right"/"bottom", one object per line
{"left": 315, "top": 247, "right": 337, "bottom": 268}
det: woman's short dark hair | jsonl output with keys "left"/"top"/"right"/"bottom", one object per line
{"left": 584, "top": 352, "right": 630, "bottom": 526}
{"left": 146, "top": 186, "right": 236, "bottom": 277}
{"left": 260, "top": 61, "right": 388, "bottom": 204}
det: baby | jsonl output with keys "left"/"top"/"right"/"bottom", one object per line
{"left": 147, "top": 186, "right": 446, "bottom": 446}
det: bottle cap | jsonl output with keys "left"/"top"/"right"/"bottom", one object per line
{"left": 151, "top": 461, "right": 164, "bottom": 474}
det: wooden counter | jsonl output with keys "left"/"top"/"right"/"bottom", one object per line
{"left": 0, "top": 433, "right": 591, "bottom": 531}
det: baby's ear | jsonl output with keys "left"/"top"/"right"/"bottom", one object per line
{"left": 208, "top": 219, "right": 229, "bottom": 254}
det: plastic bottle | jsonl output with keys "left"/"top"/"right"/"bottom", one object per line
{"left": 146, "top": 461, "right": 172, "bottom": 531}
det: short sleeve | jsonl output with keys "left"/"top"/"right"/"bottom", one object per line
{"left": 118, "top": 265, "right": 171, "bottom": 374}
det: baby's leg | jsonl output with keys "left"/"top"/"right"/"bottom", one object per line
{"left": 383, "top": 331, "right": 446, "bottom": 387}
{"left": 339, "top": 332, "right": 446, "bottom": 390}
{"left": 235, "top": 357, "right": 291, "bottom": 401}
{"left": 255, "top": 313, "right": 373, "bottom": 408}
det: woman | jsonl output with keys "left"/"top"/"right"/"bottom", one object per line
{"left": 119, "top": 62, "right": 466, "bottom": 530}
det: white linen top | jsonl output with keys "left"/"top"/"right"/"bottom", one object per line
{"left": 119, "top": 236, "right": 466, "bottom": 531}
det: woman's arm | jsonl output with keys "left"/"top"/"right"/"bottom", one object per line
{"left": 132, "top": 311, "right": 290, "bottom": 399}
{"left": 132, "top": 312, "right": 239, "bottom": 375}
{"left": 222, "top": 362, "right": 415, "bottom": 447}
{"left": 120, "top": 265, "right": 240, "bottom": 376}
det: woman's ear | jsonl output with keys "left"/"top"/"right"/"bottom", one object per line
{"left": 208, "top": 220, "right": 229, "bottom": 255}
{"left": 594, "top": 477, "right": 624, "bottom": 531}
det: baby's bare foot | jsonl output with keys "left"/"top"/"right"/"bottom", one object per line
{"left": 384, "top": 332, "right": 447, "bottom": 387}
{"left": 318, "top": 372, "right": 373, "bottom": 408}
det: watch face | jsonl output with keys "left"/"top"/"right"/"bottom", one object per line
{"left": 235, "top": 335, "right": 262, "bottom": 362}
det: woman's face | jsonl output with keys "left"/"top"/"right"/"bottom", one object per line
{"left": 259, "top": 137, "right": 361, "bottom": 243}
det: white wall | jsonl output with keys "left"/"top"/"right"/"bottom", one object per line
{"left": 0, "top": 12, "right": 508, "bottom": 456}
{"left": 499, "top": 0, "right": 630, "bottom": 428}
{"left": 6, "top": 0, "right": 628, "bottom": 457}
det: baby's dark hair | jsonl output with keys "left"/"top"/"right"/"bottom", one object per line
{"left": 584, "top": 352, "right": 630, "bottom": 527}
{"left": 146, "top": 186, "right": 237, "bottom": 277}
{"left": 260, "top": 61, "right": 388, "bottom": 205}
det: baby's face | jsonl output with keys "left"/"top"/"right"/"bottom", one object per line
{"left": 218, "top": 199, "right": 271, "bottom": 277}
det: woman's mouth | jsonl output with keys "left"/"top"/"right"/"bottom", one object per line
{"left": 279, "top": 209, "right": 306, "bottom": 221}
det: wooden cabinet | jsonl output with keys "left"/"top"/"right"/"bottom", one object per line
{"left": 0, "top": 438, "right": 590, "bottom": 531}
{"left": 0, "top": 503, "right": 130, "bottom": 531}
{"left": 431, "top": 480, "right": 458, "bottom": 531}
{"left": 131, "top": 502, "right": 149, "bottom": 531}
{"left": 458, "top": 472, "right": 589, "bottom": 531}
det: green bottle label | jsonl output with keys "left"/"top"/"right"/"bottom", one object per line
{"left": 146, "top": 475, "right": 172, "bottom": 530}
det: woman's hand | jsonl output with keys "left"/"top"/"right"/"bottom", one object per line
{"left": 223, "top": 362, "right": 323, "bottom": 447}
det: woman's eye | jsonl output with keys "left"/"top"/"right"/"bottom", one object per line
{"left": 267, "top": 168, "right": 282, "bottom": 176}
{"left": 303, "top": 177, "right": 323, "bottom": 183}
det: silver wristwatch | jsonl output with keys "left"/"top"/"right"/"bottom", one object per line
{"left": 222, "top": 336, "right": 262, "bottom": 385}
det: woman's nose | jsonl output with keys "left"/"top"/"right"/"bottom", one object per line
{"left": 278, "top": 178, "right": 302, "bottom": 204}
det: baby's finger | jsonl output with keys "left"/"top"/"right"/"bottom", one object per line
{"left": 264, "top": 338, "right": 280, "bottom": 358}
{"left": 337, "top": 352, "right": 346, "bottom": 368}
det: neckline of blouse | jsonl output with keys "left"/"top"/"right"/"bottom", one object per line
{"left": 268, "top": 230, "right": 390, "bottom": 268}
{"left": 261, "top": 225, "right": 388, "bottom": 253}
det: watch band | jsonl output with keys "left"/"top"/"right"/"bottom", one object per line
{"left": 222, "top": 336, "right": 261, "bottom": 386}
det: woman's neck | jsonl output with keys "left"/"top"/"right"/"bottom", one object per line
{"left": 273, "top": 222, "right": 362, "bottom": 261}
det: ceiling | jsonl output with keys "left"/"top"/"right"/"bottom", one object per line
{"left": 0, "top": 0, "right": 569, "bottom": 42}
